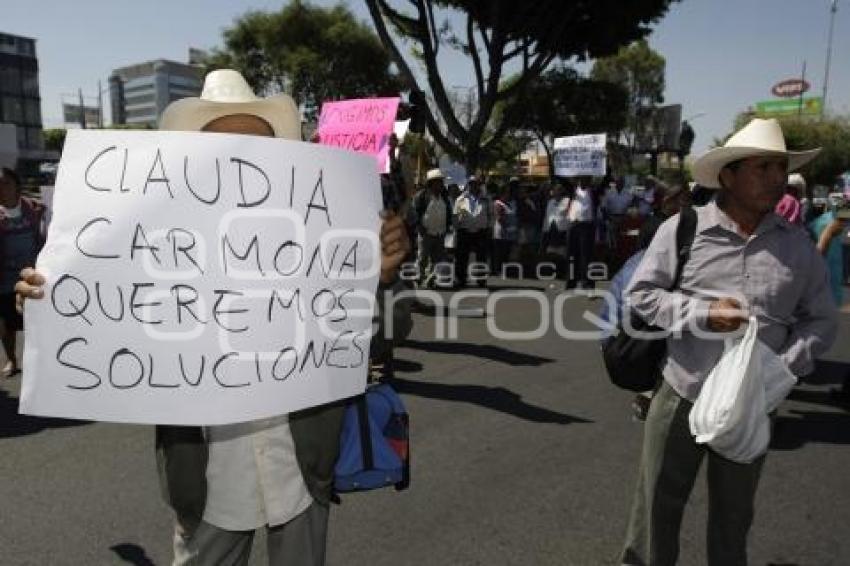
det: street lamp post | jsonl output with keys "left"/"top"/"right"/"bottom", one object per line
{"left": 64, "top": 82, "right": 111, "bottom": 129}
{"left": 822, "top": 0, "right": 839, "bottom": 117}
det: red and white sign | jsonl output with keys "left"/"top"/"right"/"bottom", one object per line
{"left": 771, "top": 79, "right": 810, "bottom": 98}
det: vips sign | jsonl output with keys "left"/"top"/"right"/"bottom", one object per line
{"left": 771, "top": 79, "right": 810, "bottom": 98}
{"left": 317, "top": 97, "right": 400, "bottom": 173}
{"left": 553, "top": 134, "right": 607, "bottom": 177}
{"left": 21, "top": 130, "right": 382, "bottom": 425}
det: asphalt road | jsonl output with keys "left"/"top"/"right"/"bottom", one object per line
{"left": 1, "top": 280, "right": 848, "bottom": 565}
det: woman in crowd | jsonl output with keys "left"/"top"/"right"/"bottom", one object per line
{"left": 491, "top": 183, "right": 518, "bottom": 278}
{"left": 808, "top": 198, "right": 845, "bottom": 306}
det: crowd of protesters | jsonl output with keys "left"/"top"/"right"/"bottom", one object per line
{"left": 3, "top": 66, "right": 849, "bottom": 565}
{"left": 402, "top": 167, "right": 689, "bottom": 290}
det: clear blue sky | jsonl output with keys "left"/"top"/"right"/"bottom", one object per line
{"left": 3, "top": 0, "right": 848, "bottom": 155}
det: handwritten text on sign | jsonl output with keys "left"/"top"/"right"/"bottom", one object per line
{"left": 21, "top": 130, "right": 382, "bottom": 425}
{"left": 553, "top": 133, "right": 607, "bottom": 177}
{"left": 317, "top": 97, "right": 400, "bottom": 173}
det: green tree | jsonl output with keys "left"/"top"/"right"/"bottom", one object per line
{"left": 481, "top": 133, "right": 532, "bottom": 176}
{"left": 43, "top": 128, "right": 67, "bottom": 153}
{"left": 500, "top": 65, "right": 628, "bottom": 176}
{"left": 365, "top": 0, "right": 679, "bottom": 172}
{"left": 398, "top": 131, "right": 437, "bottom": 183}
{"left": 591, "top": 39, "right": 666, "bottom": 169}
{"left": 209, "top": 1, "right": 401, "bottom": 120}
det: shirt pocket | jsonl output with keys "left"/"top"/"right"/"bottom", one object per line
{"left": 760, "top": 254, "right": 799, "bottom": 319}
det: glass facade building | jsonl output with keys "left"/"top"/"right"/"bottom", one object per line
{"left": 0, "top": 31, "right": 44, "bottom": 154}
{"left": 109, "top": 59, "right": 203, "bottom": 127}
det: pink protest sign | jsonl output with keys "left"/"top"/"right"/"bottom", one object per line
{"left": 317, "top": 97, "right": 400, "bottom": 172}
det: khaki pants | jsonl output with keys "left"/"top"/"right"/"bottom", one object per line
{"left": 417, "top": 233, "right": 446, "bottom": 285}
{"left": 174, "top": 502, "right": 329, "bottom": 566}
{"left": 621, "top": 381, "right": 765, "bottom": 566}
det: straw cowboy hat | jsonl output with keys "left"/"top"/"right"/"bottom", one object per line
{"left": 692, "top": 118, "right": 820, "bottom": 189}
{"left": 159, "top": 69, "right": 301, "bottom": 140}
{"left": 425, "top": 168, "right": 444, "bottom": 182}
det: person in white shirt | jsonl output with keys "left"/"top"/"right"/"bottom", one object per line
{"left": 540, "top": 183, "right": 571, "bottom": 277}
{"left": 566, "top": 180, "right": 597, "bottom": 289}
{"left": 543, "top": 182, "right": 571, "bottom": 234}
{"left": 492, "top": 182, "right": 518, "bottom": 277}
{"left": 453, "top": 175, "right": 491, "bottom": 287}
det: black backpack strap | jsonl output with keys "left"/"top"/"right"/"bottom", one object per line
{"left": 355, "top": 395, "right": 374, "bottom": 471}
{"left": 670, "top": 206, "right": 697, "bottom": 290}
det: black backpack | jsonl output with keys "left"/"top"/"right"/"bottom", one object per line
{"left": 602, "top": 206, "right": 697, "bottom": 392}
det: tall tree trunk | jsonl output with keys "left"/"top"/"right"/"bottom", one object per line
{"left": 538, "top": 133, "right": 553, "bottom": 179}
{"left": 465, "top": 142, "right": 480, "bottom": 177}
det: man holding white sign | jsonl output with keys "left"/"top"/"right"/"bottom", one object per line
{"left": 17, "top": 70, "right": 411, "bottom": 566}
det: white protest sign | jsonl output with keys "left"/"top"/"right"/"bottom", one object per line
{"left": 21, "top": 129, "right": 382, "bottom": 425}
{"left": 552, "top": 133, "right": 607, "bottom": 177}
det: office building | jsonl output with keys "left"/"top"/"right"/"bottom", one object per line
{"left": 109, "top": 58, "right": 203, "bottom": 127}
{"left": 0, "top": 31, "right": 46, "bottom": 172}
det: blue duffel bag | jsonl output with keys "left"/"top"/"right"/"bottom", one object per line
{"left": 334, "top": 383, "right": 410, "bottom": 493}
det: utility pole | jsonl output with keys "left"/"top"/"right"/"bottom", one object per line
{"left": 799, "top": 60, "right": 807, "bottom": 116}
{"left": 97, "top": 80, "right": 103, "bottom": 128}
{"left": 822, "top": 0, "right": 838, "bottom": 117}
{"left": 78, "top": 88, "right": 86, "bottom": 129}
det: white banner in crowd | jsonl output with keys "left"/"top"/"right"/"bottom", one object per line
{"left": 21, "top": 130, "right": 382, "bottom": 425}
{"left": 552, "top": 133, "right": 607, "bottom": 177}
{"left": 394, "top": 119, "right": 411, "bottom": 145}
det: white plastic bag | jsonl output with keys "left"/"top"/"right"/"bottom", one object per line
{"left": 688, "top": 317, "right": 797, "bottom": 463}
{"left": 759, "top": 339, "right": 798, "bottom": 412}
{"left": 444, "top": 229, "right": 456, "bottom": 249}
